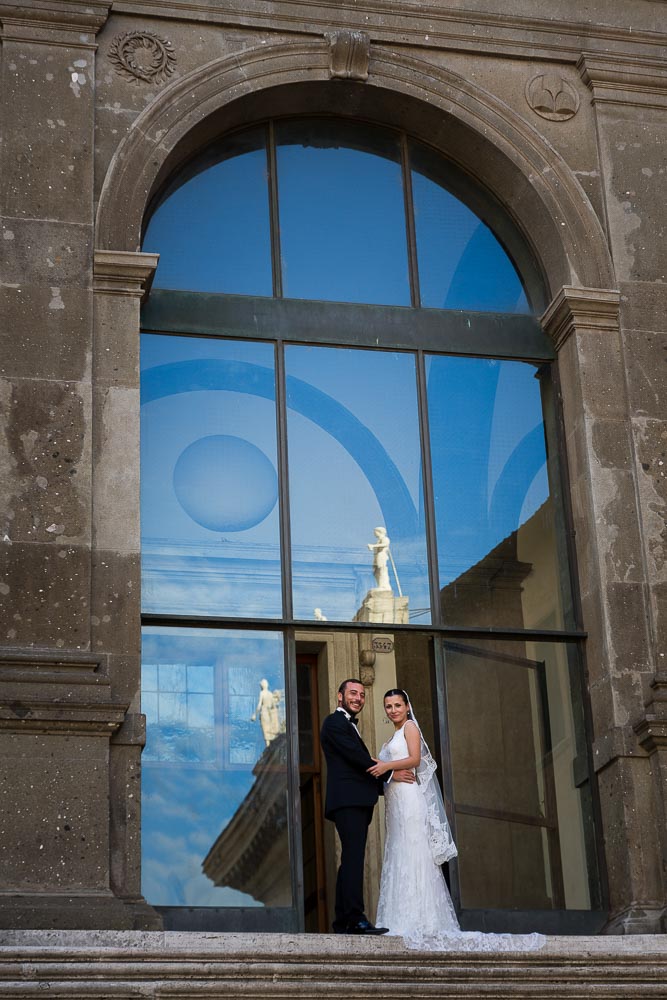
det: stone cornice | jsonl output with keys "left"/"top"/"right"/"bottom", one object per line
{"left": 93, "top": 250, "right": 159, "bottom": 300}
{"left": 109, "top": 0, "right": 667, "bottom": 63}
{"left": 541, "top": 286, "right": 621, "bottom": 352}
{"left": 0, "top": 0, "right": 112, "bottom": 47}
{"left": 578, "top": 52, "right": 667, "bottom": 109}
{"left": 0, "top": 649, "right": 128, "bottom": 735}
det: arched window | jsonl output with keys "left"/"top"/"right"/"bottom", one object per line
{"left": 139, "top": 119, "right": 602, "bottom": 933}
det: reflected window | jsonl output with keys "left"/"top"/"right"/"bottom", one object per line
{"left": 142, "top": 628, "right": 291, "bottom": 910}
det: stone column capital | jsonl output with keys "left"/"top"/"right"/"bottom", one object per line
{"left": 0, "top": 0, "right": 112, "bottom": 46}
{"left": 93, "top": 250, "right": 159, "bottom": 301}
{"left": 577, "top": 52, "right": 667, "bottom": 110}
{"left": 540, "top": 285, "right": 620, "bottom": 352}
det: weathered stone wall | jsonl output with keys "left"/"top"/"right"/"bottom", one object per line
{"left": 0, "top": 0, "right": 665, "bottom": 932}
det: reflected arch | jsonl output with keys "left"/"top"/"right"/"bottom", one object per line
{"left": 141, "top": 359, "right": 418, "bottom": 538}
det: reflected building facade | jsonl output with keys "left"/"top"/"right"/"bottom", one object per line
{"left": 1, "top": 0, "right": 666, "bottom": 943}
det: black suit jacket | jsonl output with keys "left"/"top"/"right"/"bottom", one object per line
{"left": 320, "top": 710, "right": 384, "bottom": 820}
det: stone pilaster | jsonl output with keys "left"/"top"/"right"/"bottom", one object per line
{"left": 542, "top": 286, "right": 666, "bottom": 932}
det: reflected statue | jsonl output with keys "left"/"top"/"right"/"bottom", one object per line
{"left": 314, "top": 607, "right": 328, "bottom": 621}
{"left": 368, "top": 526, "right": 392, "bottom": 592}
{"left": 251, "top": 678, "right": 281, "bottom": 746}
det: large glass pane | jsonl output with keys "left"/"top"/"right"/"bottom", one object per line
{"left": 142, "top": 127, "right": 272, "bottom": 295}
{"left": 444, "top": 637, "right": 598, "bottom": 911}
{"left": 142, "top": 627, "right": 291, "bottom": 909}
{"left": 276, "top": 119, "right": 411, "bottom": 305}
{"left": 141, "top": 335, "right": 281, "bottom": 617}
{"left": 411, "top": 142, "right": 529, "bottom": 313}
{"left": 286, "top": 345, "right": 430, "bottom": 623}
{"left": 426, "top": 356, "right": 568, "bottom": 629}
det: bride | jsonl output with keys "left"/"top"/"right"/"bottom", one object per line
{"left": 367, "top": 688, "right": 459, "bottom": 948}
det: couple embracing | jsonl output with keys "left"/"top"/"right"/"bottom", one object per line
{"left": 320, "top": 678, "right": 459, "bottom": 947}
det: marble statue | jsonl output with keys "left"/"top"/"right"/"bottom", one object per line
{"left": 368, "top": 526, "right": 392, "bottom": 592}
{"left": 251, "top": 678, "right": 280, "bottom": 746}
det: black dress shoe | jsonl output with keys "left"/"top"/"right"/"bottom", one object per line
{"left": 345, "top": 918, "right": 389, "bottom": 935}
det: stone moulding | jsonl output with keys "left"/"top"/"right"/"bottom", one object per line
{"left": 0, "top": 0, "right": 111, "bottom": 46}
{"left": 0, "top": 650, "right": 127, "bottom": 735}
{"left": 326, "top": 29, "right": 370, "bottom": 81}
{"left": 540, "top": 286, "right": 621, "bottom": 352}
{"left": 93, "top": 250, "right": 159, "bottom": 300}
{"left": 578, "top": 52, "right": 667, "bottom": 109}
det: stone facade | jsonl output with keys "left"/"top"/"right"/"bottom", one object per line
{"left": 0, "top": 0, "right": 666, "bottom": 937}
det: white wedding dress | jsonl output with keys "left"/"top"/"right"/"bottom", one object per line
{"left": 375, "top": 722, "right": 544, "bottom": 953}
{"left": 376, "top": 722, "right": 459, "bottom": 947}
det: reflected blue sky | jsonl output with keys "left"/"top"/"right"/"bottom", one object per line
{"left": 412, "top": 171, "right": 529, "bottom": 312}
{"left": 142, "top": 128, "right": 272, "bottom": 295}
{"left": 142, "top": 627, "right": 288, "bottom": 908}
{"left": 142, "top": 338, "right": 552, "bottom": 622}
{"left": 141, "top": 120, "right": 531, "bottom": 313}
{"left": 276, "top": 120, "right": 410, "bottom": 305}
{"left": 286, "top": 345, "right": 430, "bottom": 621}
{"left": 427, "top": 356, "right": 548, "bottom": 587}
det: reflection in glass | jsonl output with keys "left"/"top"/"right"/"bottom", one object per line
{"left": 276, "top": 119, "right": 411, "bottom": 305}
{"left": 426, "top": 356, "right": 566, "bottom": 629}
{"left": 285, "top": 345, "right": 430, "bottom": 623}
{"left": 141, "top": 335, "right": 281, "bottom": 617}
{"left": 142, "top": 127, "right": 272, "bottom": 295}
{"left": 444, "top": 638, "right": 596, "bottom": 910}
{"left": 410, "top": 143, "right": 530, "bottom": 313}
{"left": 142, "top": 627, "right": 291, "bottom": 908}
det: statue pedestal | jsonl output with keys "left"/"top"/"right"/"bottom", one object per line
{"left": 355, "top": 589, "right": 409, "bottom": 625}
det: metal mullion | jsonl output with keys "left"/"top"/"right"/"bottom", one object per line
{"left": 283, "top": 628, "right": 304, "bottom": 930}
{"left": 267, "top": 121, "right": 283, "bottom": 299}
{"left": 416, "top": 350, "right": 443, "bottom": 626}
{"left": 275, "top": 340, "right": 294, "bottom": 620}
{"left": 141, "top": 614, "right": 585, "bottom": 643}
{"left": 401, "top": 132, "right": 421, "bottom": 308}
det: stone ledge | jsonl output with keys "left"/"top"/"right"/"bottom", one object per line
{"left": 0, "top": 931, "right": 666, "bottom": 998}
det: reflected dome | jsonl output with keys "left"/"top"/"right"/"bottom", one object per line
{"left": 173, "top": 434, "right": 278, "bottom": 531}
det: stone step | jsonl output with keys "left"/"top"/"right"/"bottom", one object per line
{"left": 0, "top": 931, "right": 666, "bottom": 998}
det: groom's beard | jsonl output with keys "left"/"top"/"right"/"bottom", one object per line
{"left": 340, "top": 693, "right": 364, "bottom": 717}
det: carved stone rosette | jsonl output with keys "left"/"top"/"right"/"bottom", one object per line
{"left": 109, "top": 30, "right": 176, "bottom": 85}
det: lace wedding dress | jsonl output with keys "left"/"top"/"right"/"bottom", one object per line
{"left": 375, "top": 722, "right": 544, "bottom": 953}
{"left": 376, "top": 722, "right": 459, "bottom": 948}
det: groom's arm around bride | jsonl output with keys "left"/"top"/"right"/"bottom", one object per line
{"left": 320, "top": 677, "right": 414, "bottom": 935}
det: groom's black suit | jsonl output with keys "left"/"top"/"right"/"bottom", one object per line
{"left": 320, "top": 707, "right": 385, "bottom": 932}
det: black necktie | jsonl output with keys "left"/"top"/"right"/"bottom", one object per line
{"left": 349, "top": 715, "right": 358, "bottom": 726}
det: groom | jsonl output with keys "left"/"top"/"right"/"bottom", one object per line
{"left": 320, "top": 677, "right": 415, "bottom": 935}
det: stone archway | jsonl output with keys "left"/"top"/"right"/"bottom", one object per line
{"left": 95, "top": 38, "right": 614, "bottom": 296}
{"left": 95, "top": 37, "right": 666, "bottom": 934}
